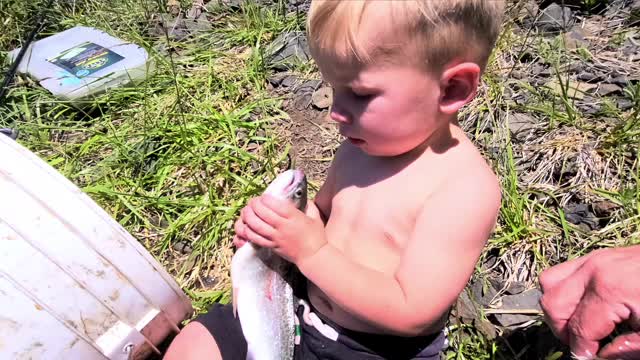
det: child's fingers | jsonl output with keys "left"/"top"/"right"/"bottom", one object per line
{"left": 260, "top": 194, "right": 299, "bottom": 218}
{"left": 243, "top": 227, "right": 276, "bottom": 248}
{"left": 234, "top": 217, "right": 246, "bottom": 238}
{"left": 242, "top": 202, "right": 276, "bottom": 239}
{"left": 233, "top": 235, "right": 247, "bottom": 249}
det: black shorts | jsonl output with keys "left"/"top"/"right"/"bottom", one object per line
{"left": 193, "top": 300, "right": 446, "bottom": 360}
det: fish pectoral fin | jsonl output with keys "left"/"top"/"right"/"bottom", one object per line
{"left": 232, "top": 287, "right": 238, "bottom": 318}
{"left": 265, "top": 272, "right": 274, "bottom": 301}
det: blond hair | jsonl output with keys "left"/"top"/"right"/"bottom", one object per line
{"left": 307, "top": 0, "right": 505, "bottom": 73}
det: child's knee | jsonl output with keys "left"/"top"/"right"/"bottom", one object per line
{"left": 164, "top": 321, "right": 223, "bottom": 360}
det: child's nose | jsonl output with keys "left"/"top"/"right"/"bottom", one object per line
{"left": 329, "top": 97, "right": 351, "bottom": 124}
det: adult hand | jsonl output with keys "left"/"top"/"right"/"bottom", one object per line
{"left": 539, "top": 245, "right": 640, "bottom": 359}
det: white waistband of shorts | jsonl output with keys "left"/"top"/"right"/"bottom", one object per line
{"left": 297, "top": 299, "right": 339, "bottom": 341}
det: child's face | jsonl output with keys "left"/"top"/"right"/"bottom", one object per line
{"left": 315, "top": 54, "right": 446, "bottom": 157}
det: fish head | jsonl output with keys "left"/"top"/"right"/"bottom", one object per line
{"left": 263, "top": 169, "right": 308, "bottom": 211}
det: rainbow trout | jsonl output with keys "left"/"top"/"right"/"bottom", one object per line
{"left": 230, "top": 169, "right": 308, "bottom": 360}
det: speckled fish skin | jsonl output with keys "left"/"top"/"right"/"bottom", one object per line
{"left": 230, "top": 169, "right": 308, "bottom": 360}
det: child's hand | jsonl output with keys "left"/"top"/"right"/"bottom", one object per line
{"left": 232, "top": 217, "right": 249, "bottom": 248}
{"left": 236, "top": 194, "right": 327, "bottom": 264}
{"left": 232, "top": 233, "right": 248, "bottom": 249}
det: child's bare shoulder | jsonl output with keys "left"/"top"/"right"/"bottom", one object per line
{"left": 419, "top": 134, "right": 501, "bottom": 226}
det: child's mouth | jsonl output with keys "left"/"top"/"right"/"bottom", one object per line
{"left": 348, "top": 137, "right": 365, "bottom": 145}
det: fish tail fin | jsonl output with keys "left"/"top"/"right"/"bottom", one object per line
{"left": 232, "top": 287, "right": 238, "bottom": 318}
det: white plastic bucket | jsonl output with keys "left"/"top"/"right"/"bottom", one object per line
{"left": 0, "top": 134, "right": 193, "bottom": 359}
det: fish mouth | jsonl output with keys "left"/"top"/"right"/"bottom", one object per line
{"left": 284, "top": 169, "right": 305, "bottom": 194}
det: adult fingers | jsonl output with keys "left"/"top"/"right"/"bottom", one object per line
{"left": 599, "top": 332, "right": 640, "bottom": 360}
{"left": 539, "top": 262, "right": 592, "bottom": 344}
{"left": 568, "top": 288, "right": 621, "bottom": 358}
{"left": 539, "top": 251, "right": 597, "bottom": 294}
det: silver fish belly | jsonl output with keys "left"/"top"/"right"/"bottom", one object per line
{"left": 230, "top": 169, "right": 307, "bottom": 360}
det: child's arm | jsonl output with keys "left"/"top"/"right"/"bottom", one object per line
{"left": 298, "top": 173, "right": 501, "bottom": 336}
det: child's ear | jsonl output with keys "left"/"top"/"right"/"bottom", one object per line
{"left": 438, "top": 62, "right": 480, "bottom": 115}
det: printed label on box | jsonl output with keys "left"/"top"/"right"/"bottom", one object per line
{"left": 48, "top": 42, "right": 124, "bottom": 78}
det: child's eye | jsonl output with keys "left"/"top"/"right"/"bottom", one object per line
{"left": 351, "top": 89, "right": 373, "bottom": 100}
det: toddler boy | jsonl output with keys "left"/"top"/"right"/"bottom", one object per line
{"left": 166, "top": 1, "right": 505, "bottom": 359}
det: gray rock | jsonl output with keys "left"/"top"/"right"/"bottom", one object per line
{"left": 475, "top": 317, "right": 497, "bottom": 340}
{"left": 285, "top": 0, "right": 311, "bottom": 13}
{"left": 530, "top": 63, "right": 552, "bottom": 77}
{"left": 153, "top": 14, "right": 190, "bottom": 41}
{"left": 267, "top": 73, "right": 288, "bottom": 87}
{"left": 0, "top": 128, "right": 18, "bottom": 140}
{"left": 292, "top": 92, "right": 312, "bottom": 110}
{"left": 577, "top": 71, "right": 601, "bottom": 83}
{"left": 563, "top": 27, "right": 589, "bottom": 49}
{"left": 521, "top": 0, "right": 539, "bottom": 19}
{"left": 172, "top": 241, "right": 193, "bottom": 254}
{"left": 606, "top": 0, "right": 629, "bottom": 19}
{"left": 266, "top": 31, "right": 311, "bottom": 70}
{"left": 470, "top": 278, "right": 498, "bottom": 307}
{"left": 455, "top": 290, "right": 478, "bottom": 323}
{"left": 311, "top": 86, "right": 333, "bottom": 109}
{"left": 220, "top": 0, "right": 244, "bottom": 9}
{"left": 506, "top": 281, "right": 527, "bottom": 295}
{"left": 183, "top": 18, "right": 212, "bottom": 33}
{"left": 618, "top": 98, "right": 635, "bottom": 111}
{"left": 486, "top": 146, "right": 501, "bottom": 160}
{"left": 508, "top": 113, "right": 538, "bottom": 141}
{"left": 295, "top": 79, "right": 322, "bottom": 94}
{"left": 577, "top": 95, "right": 603, "bottom": 115}
{"left": 567, "top": 61, "right": 586, "bottom": 74}
{"left": 622, "top": 44, "right": 639, "bottom": 57}
{"left": 510, "top": 70, "right": 527, "bottom": 79}
{"left": 494, "top": 289, "right": 543, "bottom": 327}
{"left": 592, "top": 200, "right": 620, "bottom": 217}
{"left": 201, "top": 276, "right": 219, "bottom": 288}
{"left": 236, "top": 129, "right": 247, "bottom": 141}
{"left": 609, "top": 75, "right": 630, "bottom": 87}
{"left": 537, "top": 3, "right": 574, "bottom": 33}
{"left": 621, "top": 35, "right": 639, "bottom": 57}
{"left": 281, "top": 75, "right": 299, "bottom": 88}
{"left": 595, "top": 83, "right": 623, "bottom": 97}
{"left": 563, "top": 202, "right": 600, "bottom": 231}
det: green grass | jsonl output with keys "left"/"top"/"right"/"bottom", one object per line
{"left": 449, "top": 2, "right": 640, "bottom": 357}
{"left": 2, "top": 0, "right": 640, "bottom": 358}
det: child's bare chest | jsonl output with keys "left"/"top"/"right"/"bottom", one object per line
{"left": 325, "top": 173, "right": 429, "bottom": 274}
